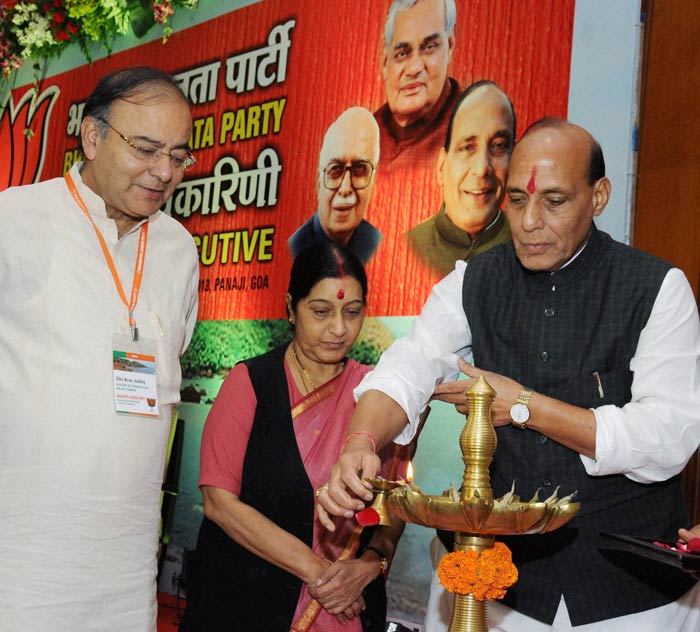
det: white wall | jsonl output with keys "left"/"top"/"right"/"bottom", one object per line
{"left": 568, "top": 0, "right": 643, "bottom": 243}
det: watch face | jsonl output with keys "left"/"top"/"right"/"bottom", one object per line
{"left": 510, "top": 402, "right": 530, "bottom": 424}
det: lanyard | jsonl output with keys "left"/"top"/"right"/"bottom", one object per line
{"left": 65, "top": 172, "right": 148, "bottom": 341}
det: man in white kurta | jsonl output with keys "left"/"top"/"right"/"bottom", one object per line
{"left": 0, "top": 67, "right": 198, "bottom": 631}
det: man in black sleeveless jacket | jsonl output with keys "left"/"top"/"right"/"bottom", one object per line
{"left": 318, "top": 118, "right": 700, "bottom": 630}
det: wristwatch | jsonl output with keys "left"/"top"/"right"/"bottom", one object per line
{"left": 510, "top": 387, "right": 534, "bottom": 428}
{"left": 364, "top": 545, "right": 388, "bottom": 574}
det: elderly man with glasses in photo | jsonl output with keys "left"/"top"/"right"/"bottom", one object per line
{"left": 288, "top": 107, "right": 382, "bottom": 264}
{"left": 0, "top": 65, "right": 199, "bottom": 631}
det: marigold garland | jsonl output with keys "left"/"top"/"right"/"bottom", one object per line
{"left": 437, "top": 542, "right": 518, "bottom": 601}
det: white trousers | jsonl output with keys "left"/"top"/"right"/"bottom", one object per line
{"left": 423, "top": 537, "right": 700, "bottom": 632}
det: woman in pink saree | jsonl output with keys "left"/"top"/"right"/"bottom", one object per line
{"left": 180, "top": 243, "right": 407, "bottom": 632}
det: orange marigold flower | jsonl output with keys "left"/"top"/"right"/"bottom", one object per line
{"left": 437, "top": 542, "right": 518, "bottom": 601}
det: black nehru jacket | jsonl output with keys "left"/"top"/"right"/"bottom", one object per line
{"left": 462, "top": 225, "right": 695, "bottom": 625}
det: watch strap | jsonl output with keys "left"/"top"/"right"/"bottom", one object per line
{"left": 517, "top": 387, "right": 533, "bottom": 406}
{"left": 510, "top": 387, "right": 534, "bottom": 428}
{"left": 363, "top": 545, "right": 388, "bottom": 574}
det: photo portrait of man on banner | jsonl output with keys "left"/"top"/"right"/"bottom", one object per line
{"left": 288, "top": 107, "right": 382, "bottom": 264}
{"left": 0, "top": 0, "right": 664, "bottom": 628}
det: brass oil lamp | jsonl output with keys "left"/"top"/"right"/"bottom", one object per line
{"left": 369, "top": 376, "right": 580, "bottom": 632}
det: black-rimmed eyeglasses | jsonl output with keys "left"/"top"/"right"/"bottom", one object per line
{"left": 321, "top": 160, "right": 375, "bottom": 191}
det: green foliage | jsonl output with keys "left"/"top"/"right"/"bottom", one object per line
{"left": 181, "top": 318, "right": 396, "bottom": 376}
{"left": 181, "top": 319, "right": 292, "bottom": 377}
{"left": 348, "top": 318, "right": 395, "bottom": 365}
{"left": 0, "top": 0, "right": 197, "bottom": 77}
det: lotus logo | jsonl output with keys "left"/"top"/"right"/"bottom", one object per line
{"left": 0, "top": 84, "right": 60, "bottom": 191}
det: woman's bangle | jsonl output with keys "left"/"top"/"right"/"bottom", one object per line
{"left": 342, "top": 431, "right": 377, "bottom": 453}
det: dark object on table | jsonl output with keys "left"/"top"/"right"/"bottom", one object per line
{"left": 601, "top": 532, "right": 700, "bottom": 573}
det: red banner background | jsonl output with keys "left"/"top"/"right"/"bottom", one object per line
{"left": 2, "top": 0, "right": 574, "bottom": 319}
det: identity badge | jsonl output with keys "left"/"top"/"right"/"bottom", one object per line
{"left": 112, "top": 334, "right": 159, "bottom": 417}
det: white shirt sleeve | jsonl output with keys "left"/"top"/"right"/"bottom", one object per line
{"left": 354, "top": 262, "right": 472, "bottom": 445}
{"left": 182, "top": 250, "right": 200, "bottom": 353}
{"left": 581, "top": 268, "right": 700, "bottom": 483}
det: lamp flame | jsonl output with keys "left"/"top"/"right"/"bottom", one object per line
{"left": 406, "top": 461, "right": 414, "bottom": 484}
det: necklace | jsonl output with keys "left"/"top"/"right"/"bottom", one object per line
{"left": 291, "top": 343, "right": 345, "bottom": 394}
{"left": 291, "top": 343, "right": 316, "bottom": 393}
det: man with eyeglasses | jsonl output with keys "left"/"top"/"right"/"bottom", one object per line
{"left": 288, "top": 107, "right": 382, "bottom": 264}
{"left": 0, "top": 66, "right": 198, "bottom": 631}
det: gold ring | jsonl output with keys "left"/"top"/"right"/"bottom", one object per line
{"left": 315, "top": 485, "right": 328, "bottom": 498}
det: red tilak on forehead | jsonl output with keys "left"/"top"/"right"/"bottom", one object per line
{"left": 527, "top": 166, "right": 537, "bottom": 194}
{"left": 332, "top": 249, "right": 346, "bottom": 299}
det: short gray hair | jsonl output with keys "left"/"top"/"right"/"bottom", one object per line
{"left": 384, "top": 0, "right": 457, "bottom": 54}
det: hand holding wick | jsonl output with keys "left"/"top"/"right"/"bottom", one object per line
{"left": 316, "top": 433, "right": 380, "bottom": 531}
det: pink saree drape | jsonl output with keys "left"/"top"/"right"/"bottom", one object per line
{"left": 289, "top": 359, "right": 367, "bottom": 632}
{"left": 288, "top": 358, "right": 408, "bottom": 632}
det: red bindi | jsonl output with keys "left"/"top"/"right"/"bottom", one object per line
{"left": 527, "top": 166, "right": 537, "bottom": 194}
{"left": 337, "top": 289, "right": 345, "bottom": 299}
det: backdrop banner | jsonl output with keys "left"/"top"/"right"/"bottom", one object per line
{"left": 1, "top": 0, "right": 574, "bottom": 317}
{"left": 1, "top": 0, "right": 593, "bottom": 623}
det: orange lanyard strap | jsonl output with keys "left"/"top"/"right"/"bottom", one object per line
{"left": 65, "top": 172, "right": 148, "bottom": 340}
